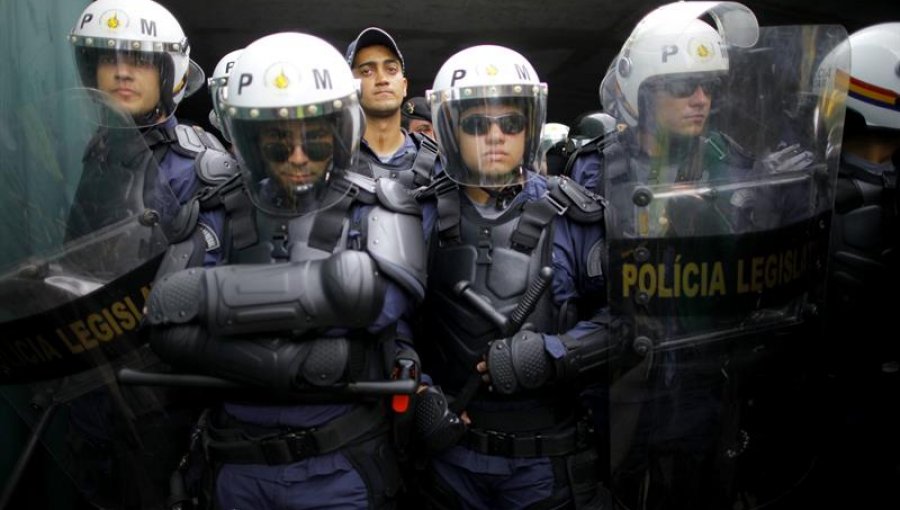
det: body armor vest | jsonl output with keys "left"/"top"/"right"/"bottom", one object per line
{"left": 829, "top": 158, "right": 899, "bottom": 330}
{"left": 353, "top": 133, "right": 437, "bottom": 189}
{"left": 426, "top": 191, "right": 558, "bottom": 393}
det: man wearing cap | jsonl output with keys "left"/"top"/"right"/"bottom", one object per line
{"left": 402, "top": 96, "right": 435, "bottom": 140}
{"left": 346, "top": 27, "right": 438, "bottom": 189}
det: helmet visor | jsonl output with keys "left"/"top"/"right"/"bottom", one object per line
{"left": 433, "top": 92, "right": 545, "bottom": 187}
{"left": 232, "top": 115, "right": 354, "bottom": 216}
{"left": 72, "top": 46, "right": 177, "bottom": 127}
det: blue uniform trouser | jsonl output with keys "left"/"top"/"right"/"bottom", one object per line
{"left": 213, "top": 434, "right": 400, "bottom": 510}
{"left": 215, "top": 450, "right": 369, "bottom": 510}
{"left": 423, "top": 445, "right": 572, "bottom": 510}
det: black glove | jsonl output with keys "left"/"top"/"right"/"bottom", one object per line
{"left": 487, "top": 330, "right": 554, "bottom": 395}
{"left": 414, "top": 386, "right": 466, "bottom": 453}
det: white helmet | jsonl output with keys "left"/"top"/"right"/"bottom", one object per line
{"left": 842, "top": 23, "right": 900, "bottom": 130}
{"left": 600, "top": 1, "right": 758, "bottom": 127}
{"left": 538, "top": 122, "right": 569, "bottom": 172}
{"left": 69, "top": 0, "right": 203, "bottom": 125}
{"left": 208, "top": 48, "right": 244, "bottom": 142}
{"left": 223, "top": 32, "right": 363, "bottom": 216}
{"left": 427, "top": 45, "right": 548, "bottom": 187}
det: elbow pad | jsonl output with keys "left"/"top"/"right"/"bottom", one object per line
{"left": 145, "top": 249, "right": 385, "bottom": 337}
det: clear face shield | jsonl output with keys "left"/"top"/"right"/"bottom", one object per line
{"left": 230, "top": 109, "right": 358, "bottom": 217}
{"left": 71, "top": 42, "right": 182, "bottom": 127}
{"left": 208, "top": 72, "right": 235, "bottom": 142}
{"left": 433, "top": 86, "right": 547, "bottom": 187}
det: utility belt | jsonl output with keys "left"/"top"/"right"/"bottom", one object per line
{"left": 204, "top": 403, "right": 387, "bottom": 465}
{"left": 461, "top": 414, "right": 594, "bottom": 458}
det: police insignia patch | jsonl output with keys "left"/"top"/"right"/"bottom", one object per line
{"left": 198, "top": 222, "right": 221, "bottom": 252}
{"left": 404, "top": 101, "right": 415, "bottom": 114}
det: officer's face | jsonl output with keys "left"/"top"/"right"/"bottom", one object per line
{"left": 96, "top": 52, "right": 162, "bottom": 118}
{"left": 408, "top": 119, "right": 435, "bottom": 139}
{"left": 352, "top": 45, "right": 407, "bottom": 118}
{"left": 651, "top": 79, "right": 713, "bottom": 137}
{"left": 258, "top": 119, "right": 333, "bottom": 192}
{"left": 457, "top": 103, "right": 527, "bottom": 176}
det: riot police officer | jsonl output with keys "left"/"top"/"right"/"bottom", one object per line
{"left": 573, "top": 2, "right": 847, "bottom": 508}
{"left": 820, "top": 22, "right": 900, "bottom": 506}
{"left": 560, "top": 111, "right": 618, "bottom": 177}
{"left": 826, "top": 23, "right": 900, "bottom": 373}
{"left": 207, "top": 48, "right": 244, "bottom": 145}
{"left": 144, "top": 32, "right": 428, "bottom": 509}
{"left": 537, "top": 122, "right": 568, "bottom": 175}
{"left": 414, "top": 44, "right": 610, "bottom": 509}
{"left": 67, "top": 0, "right": 228, "bottom": 265}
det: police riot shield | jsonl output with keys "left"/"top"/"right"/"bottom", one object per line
{"left": 603, "top": 23, "right": 848, "bottom": 509}
{"left": 0, "top": 89, "right": 190, "bottom": 508}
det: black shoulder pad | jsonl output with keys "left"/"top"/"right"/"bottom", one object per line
{"left": 548, "top": 176, "right": 605, "bottom": 223}
{"left": 165, "top": 197, "right": 201, "bottom": 243}
{"left": 376, "top": 178, "right": 422, "bottom": 216}
{"left": 195, "top": 148, "right": 239, "bottom": 186}
{"left": 170, "top": 124, "right": 226, "bottom": 158}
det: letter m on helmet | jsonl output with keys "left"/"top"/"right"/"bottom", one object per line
{"left": 141, "top": 18, "right": 157, "bottom": 37}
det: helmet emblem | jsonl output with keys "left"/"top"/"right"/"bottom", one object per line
{"left": 486, "top": 65, "right": 499, "bottom": 76}
{"left": 100, "top": 10, "right": 129, "bottom": 31}
{"left": 688, "top": 38, "right": 715, "bottom": 62}
{"left": 404, "top": 101, "right": 414, "bottom": 114}
{"left": 274, "top": 69, "right": 290, "bottom": 89}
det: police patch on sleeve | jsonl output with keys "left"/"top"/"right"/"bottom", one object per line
{"left": 197, "top": 222, "right": 221, "bottom": 252}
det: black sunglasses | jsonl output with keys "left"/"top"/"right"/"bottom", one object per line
{"left": 459, "top": 113, "right": 527, "bottom": 136}
{"left": 656, "top": 77, "right": 723, "bottom": 98}
{"left": 262, "top": 140, "right": 333, "bottom": 163}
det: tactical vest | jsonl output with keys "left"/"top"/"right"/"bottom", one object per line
{"left": 829, "top": 157, "right": 899, "bottom": 327}
{"left": 353, "top": 132, "right": 438, "bottom": 189}
{"left": 423, "top": 174, "right": 604, "bottom": 404}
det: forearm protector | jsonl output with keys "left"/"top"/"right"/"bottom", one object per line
{"left": 149, "top": 325, "right": 350, "bottom": 390}
{"left": 144, "top": 249, "right": 385, "bottom": 338}
{"left": 554, "top": 329, "right": 612, "bottom": 382}
{"left": 487, "top": 328, "right": 613, "bottom": 394}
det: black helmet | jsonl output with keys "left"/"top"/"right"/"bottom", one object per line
{"left": 565, "top": 111, "right": 618, "bottom": 156}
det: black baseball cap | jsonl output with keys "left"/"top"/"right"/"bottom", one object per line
{"left": 345, "top": 27, "right": 405, "bottom": 72}
{"left": 402, "top": 97, "right": 431, "bottom": 121}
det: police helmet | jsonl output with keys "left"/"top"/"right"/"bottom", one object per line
{"left": 223, "top": 32, "right": 362, "bottom": 216}
{"left": 600, "top": 1, "right": 758, "bottom": 128}
{"left": 208, "top": 48, "right": 244, "bottom": 142}
{"left": 69, "top": 0, "right": 203, "bottom": 126}
{"left": 428, "top": 45, "right": 548, "bottom": 187}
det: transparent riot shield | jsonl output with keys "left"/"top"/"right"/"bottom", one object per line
{"left": 603, "top": 25, "right": 849, "bottom": 509}
{"left": 0, "top": 89, "right": 192, "bottom": 509}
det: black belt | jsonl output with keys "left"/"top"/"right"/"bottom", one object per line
{"left": 205, "top": 403, "right": 386, "bottom": 465}
{"left": 462, "top": 426, "right": 580, "bottom": 458}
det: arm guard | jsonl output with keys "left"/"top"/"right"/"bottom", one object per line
{"left": 149, "top": 325, "right": 349, "bottom": 390}
{"left": 144, "top": 249, "right": 385, "bottom": 337}
{"left": 486, "top": 328, "right": 613, "bottom": 395}
{"left": 554, "top": 329, "right": 613, "bottom": 382}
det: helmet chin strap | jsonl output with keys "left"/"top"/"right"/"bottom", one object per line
{"left": 482, "top": 166, "right": 525, "bottom": 209}
{"left": 134, "top": 104, "right": 165, "bottom": 128}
